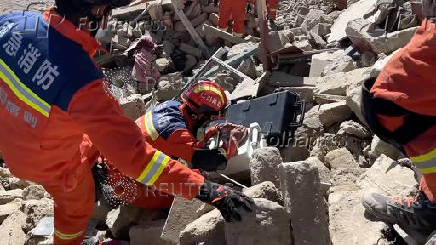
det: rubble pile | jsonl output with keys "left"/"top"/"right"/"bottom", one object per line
{"left": 0, "top": 0, "right": 430, "bottom": 244}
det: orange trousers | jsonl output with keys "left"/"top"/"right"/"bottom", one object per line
{"left": 42, "top": 158, "right": 174, "bottom": 245}
{"left": 403, "top": 125, "right": 436, "bottom": 203}
{"left": 266, "top": 0, "right": 278, "bottom": 20}
{"left": 218, "top": 0, "right": 247, "bottom": 34}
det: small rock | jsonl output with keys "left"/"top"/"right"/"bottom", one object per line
{"left": 337, "top": 120, "right": 371, "bottom": 139}
{"left": 0, "top": 189, "right": 22, "bottom": 204}
{"left": 242, "top": 181, "right": 280, "bottom": 203}
{"left": 20, "top": 198, "right": 54, "bottom": 232}
{"left": 325, "top": 148, "right": 358, "bottom": 169}
{"left": 22, "top": 185, "right": 46, "bottom": 200}
{"left": 119, "top": 94, "right": 147, "bottom": 120}
{"left": 155, "top": 58, "right": 172, "bottom": 73}
{"left": 179, "top": 209, "right": 225, "bottom": 245}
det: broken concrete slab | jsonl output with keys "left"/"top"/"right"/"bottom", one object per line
{"left": 327, "top": 0, "right": 377, "bottom": 43}
{"left": 179, "top": 209, "right": 226, "bottom": 245}
{"left": 0, "top": 211, "right": 26, "bottom": 245}
{"left": 203, "top": 24, "right": 245, "bottom": 44}
{"left": 249, "top": 147, "right": 283, "bottom": 188}
{"left": 346, "top": 18, "right": 418, "bottom": 55}
{"left": 129, "top": 220, "right": 171, "bottom": 245}
{"left": 161, "top": 197, "right": 213, "bottom": 244}
{"left": 318, "top": 101, "right": 352, "bottom": 128}
{"left": 369, "top": 136, "right": 402, "bottom": 162}
{"left": 0, "top": 201, "right": 20, "bottom": 224}
{"left": 315, "top": 67, "right": 372, "bottom": 96}
{"left": 314, "top": 93, "right": 346, "bottom": 105}
{"left": 112, "top": 3, "right": 150, "bottom": 20}
{"left": 224, "top": 198, "right": 291, "bottom": 245}
{"left": 329, "top": 188, "right": 390, "bottom": 245}
{"left": 20, "top": 198, "right": 54, "bottom": 233}
{"left": 279, "top": 161, "right": 330, "bottom": 245}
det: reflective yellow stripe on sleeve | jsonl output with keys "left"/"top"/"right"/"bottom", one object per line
{"left": 144, "top": 110, "right": 159, "bottom": 141}
{"left": 54, "top": 229, "right": 83, "bottom": 240}
{"left": 0, "top": 58, "right": 51, "bottom": 117}
{"left": 411, "top": 148, "right": 436, "bottom": 174}
{"left": 136, "top": 151, "right": 170, "bottom": 186}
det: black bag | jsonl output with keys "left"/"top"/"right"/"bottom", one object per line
{"left": 225, "top": 91, "right": 305, "bottom": 147}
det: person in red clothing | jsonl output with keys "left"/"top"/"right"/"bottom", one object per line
{"left": 218, "top": 0, "right": 255, "bottom": 37}
{"left": 94, "top": 81, "right": 248, "bottom": 210}
{"left": 361, "top": 17, "right": 436, "bottom": 241}
{"left": 0, "top": 1, "right": 252, "bottom": 244}
{"left": 266, "top": 0, "right": 278, "bottom": 21}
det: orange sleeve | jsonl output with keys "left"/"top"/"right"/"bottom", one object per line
{"left": 68, "top": 80, "right": 204, "bottom": 199}
{"left": 163, "top": 129, "right": 207, "bottom": 163}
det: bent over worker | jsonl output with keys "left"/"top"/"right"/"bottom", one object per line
{"left": 361, "top": 16, "right": 436, "bottom": 241}
{"left": 0, "top": 1, "right": 253, "bottom": 244}
{"left": 93, "top": 81, "right": 248, "bottom": 209}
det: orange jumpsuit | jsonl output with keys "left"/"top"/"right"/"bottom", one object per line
{"left": 0, "top": 9, "right": 204, "bottom": 245}
{"left": 266, "top": 0, "right": 278, "bottom": 20}
{"left": 218, "top": 0, "right": 254, "bottom": 35}
{"left": 367, "top": 20, "right": 436, "bottom": 202}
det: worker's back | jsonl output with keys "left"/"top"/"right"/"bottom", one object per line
{"left": 0, "top": 11, "right": 103, "bottom": 182}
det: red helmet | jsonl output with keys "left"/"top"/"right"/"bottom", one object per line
{"left": 181, "top": 81, "right": 228, "bottom": 114}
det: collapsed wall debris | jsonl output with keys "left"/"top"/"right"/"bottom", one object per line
{"left": 0, "top": 0, "right": 429, "bottom": 243}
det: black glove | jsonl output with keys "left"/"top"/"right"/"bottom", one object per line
{"left": 191, "top": 148, "right": 227, "bottom": 171}
{"left": 196, "top": 181, "right": 254, "bottom": 222}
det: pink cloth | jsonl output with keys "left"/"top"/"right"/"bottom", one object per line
{"left": 131, "top": 37, "right": 160, "bottom": 84}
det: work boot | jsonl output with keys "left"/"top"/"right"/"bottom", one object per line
{"left": 362, "top": 191, "right": 436, "bottom": 233}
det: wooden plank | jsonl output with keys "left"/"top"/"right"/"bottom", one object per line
{"left": 172, "top": 0, "right": 210, "bottom": 58}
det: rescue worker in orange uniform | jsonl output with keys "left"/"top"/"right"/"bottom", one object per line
{"left": 361, "top": 16, "right": 436, "bottom": 240}
{"left": 95, "top": 81, "right": 248, "bottom": 209}
{"left": 218, "top": 0, "right": 255, "bottom": 37}
{"left": 0, "top": 1, "right": 253, "bottom": 244}
{"left": 266, "top": 0, "right": 278, "bottom": 21}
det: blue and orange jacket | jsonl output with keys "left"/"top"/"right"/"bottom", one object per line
{"left": 0, "top": 9, "right": 203, "bottom": 199}
{"left": 135, "top": 100, "right": 209, "bottom": 163}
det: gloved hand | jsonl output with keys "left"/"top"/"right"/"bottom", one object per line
{"left": 191, "top": 148, "right": 227, "bottom": 171}
{"left": 196, "top": 181, "right": 254, "bottom": 222}
{"left": 217, "top": 123, "right": 248, "bottom": 159}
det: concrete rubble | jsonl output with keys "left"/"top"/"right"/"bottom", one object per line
{"left": 0, "top": 0, "right": 427, "bottom": 243}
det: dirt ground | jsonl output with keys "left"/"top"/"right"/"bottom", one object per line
{"left": 0, "top": 0, "right": 53, "bottom": 15}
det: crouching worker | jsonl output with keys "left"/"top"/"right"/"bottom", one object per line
{"left": 361, "top": 16, "right": 436, "bottom": 242}
{"left": 92, "top": 81, "right": 249, "bottom": 211}
{"left": 0, "top": 1, "right": 252, "bottom": 244}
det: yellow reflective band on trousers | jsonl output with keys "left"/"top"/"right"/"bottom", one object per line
{"left": 193, "top": 85, "right": 225, "bottom": 104}
{"left": 54, "top": 229, "right": 83, "bottom": 240}
{"left": 0, "top": 58, "right": 51, "bottom": 117}
{"left": 144, "top": 110, "right": 159, "bottom": 141}
{"left": 411, "top": 148, "right": 436, "bottom": 174}
{"left": 136, "top": 151, "right": 170, "bottom": 186}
